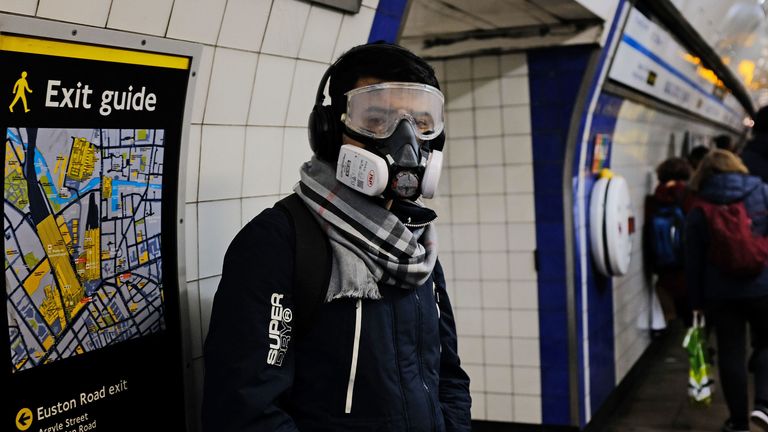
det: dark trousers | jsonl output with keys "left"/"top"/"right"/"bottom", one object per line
{"left": 713, "top": 295, "right": 768, "bottom": 424}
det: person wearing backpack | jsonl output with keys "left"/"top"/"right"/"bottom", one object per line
{"left": 687, "top": 145, "right": 711, "bottom": 171}
{"left": 685, "top": 149, "right": 768, "bottom": 432}
{"left": 645, "top": 157, "right": 693, "bottom": 327}
{"left": 201, "top": 42, "right": 471, "bottom": 432}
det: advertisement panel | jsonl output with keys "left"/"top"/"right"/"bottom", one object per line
{"left": 2, "top": 29, "right": 193, "bottom": 432}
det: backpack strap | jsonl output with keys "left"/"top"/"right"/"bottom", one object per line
{"left": 275, "top": 193, "right": 332, "bottom": 336}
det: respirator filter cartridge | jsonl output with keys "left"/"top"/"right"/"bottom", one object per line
{"left": 336, "top": 144, "right": 389, "bottom": 196}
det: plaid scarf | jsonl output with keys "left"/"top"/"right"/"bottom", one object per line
{"left": 295, "top": 157, "right": 438, "bottom": 301}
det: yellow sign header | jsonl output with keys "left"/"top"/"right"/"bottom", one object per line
{"left": 0, "top": 34, "right": 190, "bottom": 70}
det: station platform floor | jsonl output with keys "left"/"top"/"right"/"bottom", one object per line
{"left": 600, "top": 320, "right": 753, "bottom": 432}
{"left": 473, "top": 320, "right": 758, "bottom": 432}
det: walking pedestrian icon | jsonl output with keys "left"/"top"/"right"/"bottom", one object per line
{"left": 15, "top": 407, "right": 33, "bottom": 431}
{"left": 9, "top": 71, "right": 32, "bottom": 113}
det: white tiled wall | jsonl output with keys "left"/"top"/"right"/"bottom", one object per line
{"left": 430, "top": 54, "right": 541, "bottom": 423}
{"left": 0, "top": 2, "right": 376, "bottom": 431}
{"left": 2, "top": 1, "right": 547, "bottom": 428}
{"left": 609, "top": 99, "right": 723, "bottom": 382}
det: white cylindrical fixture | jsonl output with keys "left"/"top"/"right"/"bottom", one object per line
{"left": 589, "top": 174, "right": 634, "bottom": 276}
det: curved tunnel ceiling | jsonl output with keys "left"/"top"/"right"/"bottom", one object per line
{"left": 659, "top": 0, "right": 768, "bottom": 109}
{"left": 398, "top": 0, "right": 606, "bottom": 58}
{"left": 399, "top": 0, "right": 768, "bottom": 111}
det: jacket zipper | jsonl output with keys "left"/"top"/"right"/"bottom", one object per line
{"left": 390, "top": 300, "right": 411, "bottom": 429}
{"left": 414, "top": 290, "right": 437, "bottom": 431}
{"left": 345, "top": 299, "right": 362, "bottom": 414}
{"left": 433, "top": 283, "right": 442, "bottom": 355}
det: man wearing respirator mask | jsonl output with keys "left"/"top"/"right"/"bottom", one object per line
{"left": 202, "top": 42, "right": 471, "bottom": 432}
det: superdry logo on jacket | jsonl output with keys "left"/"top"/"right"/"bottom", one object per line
{"left": 267, "top": 293, "right": 291, "bottom": 366}
{"left": 201, "top": 207, "right": 472, "bottom": 432}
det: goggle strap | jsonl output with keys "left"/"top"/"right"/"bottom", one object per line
{"left": 430, "top": 131, "right": 445, "bottom": 152}
{"left": 343, "top": 126, "right": 391, "bottom": 157}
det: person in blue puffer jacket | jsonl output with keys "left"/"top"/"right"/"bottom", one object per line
{"left": 201, "top": 42, "right": 471, "bottom": 432}
{"left": 685, "top": 149, "right": 768, "bottom": 432}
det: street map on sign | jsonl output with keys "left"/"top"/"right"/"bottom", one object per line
{"left": 5, "top": 128, "right": 165, "bottom": 372}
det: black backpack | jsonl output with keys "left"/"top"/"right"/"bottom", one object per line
{"left": 275, "top": 194, "right": 332, "bottom": 335}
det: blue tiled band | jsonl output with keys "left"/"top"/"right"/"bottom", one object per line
{"left": 368, "top": 0, "right": 408, "bottom": 43}
{"left": 529, "top": 45, "right": 594, "bottom": 425}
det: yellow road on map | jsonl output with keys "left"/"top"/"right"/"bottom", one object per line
{"left": 36, "top": 215, "right": 85, "bottom": 320}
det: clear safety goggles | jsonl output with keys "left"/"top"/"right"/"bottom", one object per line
{"left": 343, "top": 82, "right": 445, "bottom": 141}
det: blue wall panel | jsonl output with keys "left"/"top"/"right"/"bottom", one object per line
{"left": 528, "top": 45, "right": 594, "bottom": 425}
{"left": 368, "top": 0, "right": 408, "bottom": 43}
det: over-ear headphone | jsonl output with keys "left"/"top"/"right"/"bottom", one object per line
{"left": 308, "top": 43, "right": 439, "bottom": 162}
{"left": 307, "top": 60, "right": 340, "bottom": 162}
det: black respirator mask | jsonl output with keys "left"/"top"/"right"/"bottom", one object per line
{"left": 334, "top": 82, "right": 445, "bottom": 200}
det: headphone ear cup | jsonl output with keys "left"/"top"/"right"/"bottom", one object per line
{"left": 308, "top": 105, "right": 338, "bottom": 162}
{"left": 308, "top": 106, "right": 322, "bottom": 156}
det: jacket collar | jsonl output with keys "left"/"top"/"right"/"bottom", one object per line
{"left": 389, "top": 199, "right": 437, "bottom": 228}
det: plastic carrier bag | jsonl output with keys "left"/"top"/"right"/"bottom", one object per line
{"left": 682, "top": 312, "right": 714, "bottom": 405}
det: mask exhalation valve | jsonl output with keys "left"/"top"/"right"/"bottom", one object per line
{"left": 392, "top": 171, "right": 420, "bottom": 198}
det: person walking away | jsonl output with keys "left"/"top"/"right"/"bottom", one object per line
{"left": 685, "top": 149, "right": 768, "bottom": 432}
{"left": 687, "top": 145, "right": 710, "bottom": 172}
{"left": 645, "top": 157, "right": 693, "bottom": 326}
{"left": 714, "top": 134, "right": 736, "bottom": 153}
{"left": 741, "top": 106, "right": 768, "bottom": 183}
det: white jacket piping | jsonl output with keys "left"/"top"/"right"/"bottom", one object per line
{"left": 345, "top": 299, "right": 363, "bottom": 414}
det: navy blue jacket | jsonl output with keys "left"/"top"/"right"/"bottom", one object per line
{"left": 685, "top": 173, "right": 768, "bottom": 308}
{"left": 202, "top": 207, "right": 471, "bottom": 432}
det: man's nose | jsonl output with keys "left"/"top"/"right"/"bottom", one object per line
{"left": 388, "top": 120, "right": 420, "bottom": 168}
